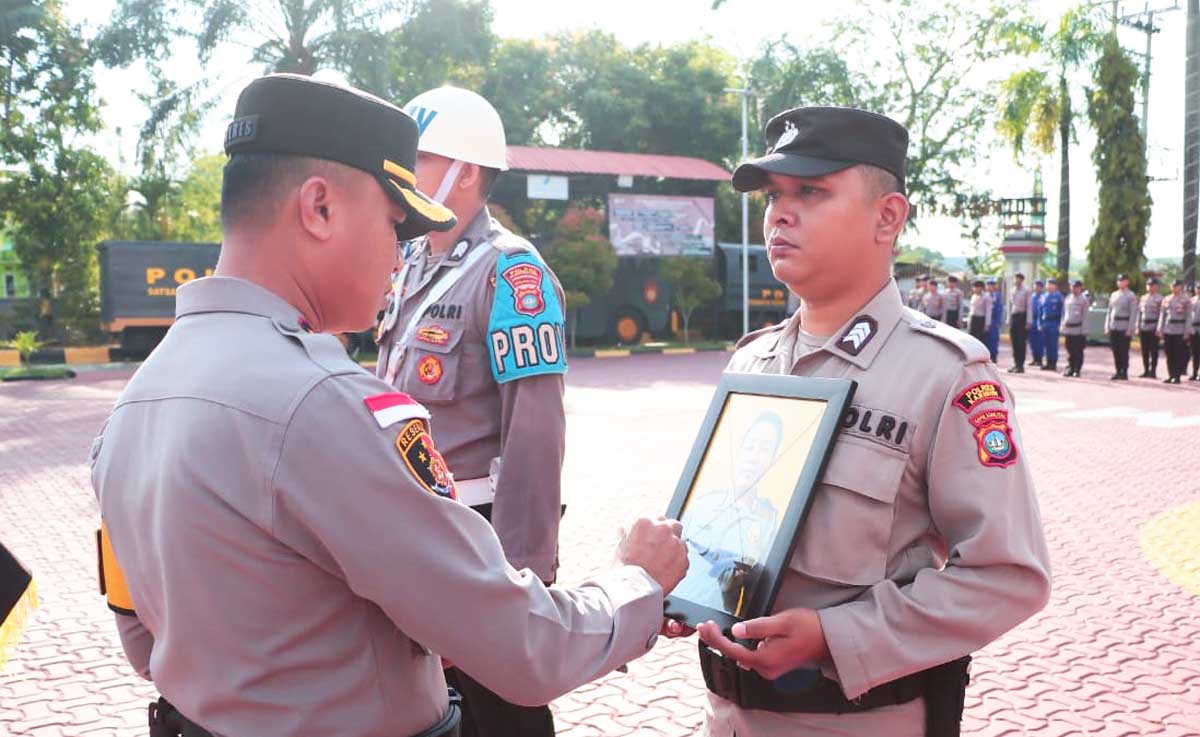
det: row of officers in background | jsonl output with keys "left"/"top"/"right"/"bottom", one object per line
{"left": 907, "top": 274, "right": 1200, "bottom": 384}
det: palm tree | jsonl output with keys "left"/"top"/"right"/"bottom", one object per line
{"left": 1184, "top": 0, "right": 1198, "bottom": 287}
{"left": 997, "top": 8, "right": 1102, "bottom": 284}
{"left": 0, "top": 0, "right": 45, "bottom": 135}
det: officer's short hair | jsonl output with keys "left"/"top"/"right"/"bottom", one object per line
{"left": 221, "top": 152, "right": 355, "bottom": 231}
{"left": 857, "top": 164, "right": 900, "bottom": 199}
{"left": 478, "top": 166, "right": 501, "bottom": 200}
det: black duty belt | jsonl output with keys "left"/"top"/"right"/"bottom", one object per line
{"left": 1169, "top": 319, "right": 1185, "bottom": 324}
{"left": 149, "top": 694, "right": 462, "bottom": 737}
{"left": 1065, "top": 323, "right": 1082, "bottom": 328}
{"left": 699, "top": 642, "right": 926, "bottom": 713}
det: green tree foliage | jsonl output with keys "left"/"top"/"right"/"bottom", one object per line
{"left": 748, "top": 0, "right": 1039, "bottom": 223}
{"left": 1085, "top": 34, "right": 1151, "bottom": 295}
{"left": 1, "top": 0, "right": 46, "bottom": 135}
{"left": 996, "top": 6, "right": 1102, "bottom": 284}
{"left": 0, "top": 3, "right": 121, "bottom": 343}
{"left": 7, "top": 329, "right": 40, "bottom": 365}
{"left": 896, "top": 245, "right": 945, "bottom": 267}
{"left": 172, "top": 154, "right": 225, "bottom": 243}
{"left": 1184, "top": 0, "right": 1199, "bottom": 286}
{"left": 542, "top": 206, "right": 616, "bottom": 349}
{"left": 660, "top": 255, "right": 720, "bottom": 344}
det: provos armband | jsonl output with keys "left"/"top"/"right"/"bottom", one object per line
{"left": 487, "top": 251, "right": 567, "bottom": 384}
{"left": 96, "top": 522, "right": 136, "bottom": 616}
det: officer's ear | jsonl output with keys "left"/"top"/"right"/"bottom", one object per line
{"left": 456, "top": 163, "right": 482, "bottom": 195}
{"left": 874, "top": 192, "right": 909, "bottom": 250}
{"left": 297, "top": 175, "right": 336, "bottom": 241}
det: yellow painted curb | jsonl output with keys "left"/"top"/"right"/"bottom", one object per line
{"left": 594, "top": 349, "right": 631, "bottom": 358}
{"left": 1140, "top": 500, "right": 1200, "bottom": 597}
{"left": 0, "top": 350, "right": 19, "bottom": 367}
{"left": 662, "top": 347, "right": 696, "bottom": 355}
{"left": 64, "top": 346, "right": 112, "bottom": 365}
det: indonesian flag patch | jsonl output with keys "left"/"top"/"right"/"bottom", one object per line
{"left": 363, "top": 392, "right": 430, "bottom": 429}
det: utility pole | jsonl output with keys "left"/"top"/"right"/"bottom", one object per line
{"left": 724, "top": 84, "right": 754, "bottom": 336}
{"left": 1117, "top": 2, "right": 1180, "bottom": 155}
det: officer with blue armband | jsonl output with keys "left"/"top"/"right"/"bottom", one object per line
{"left": 1038, "top": 278, "right": 1064, "bottom": 372}
{"left": 373, "top": 86, "right": 569, "bottom": 737}
{"left": 1029, "top": 279, "right": 1046, "bottom": 367}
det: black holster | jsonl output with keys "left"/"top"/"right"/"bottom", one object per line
{"left": 923, "top": 656, "right": 971, "bottom": 737}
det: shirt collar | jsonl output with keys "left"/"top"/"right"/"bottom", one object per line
{"left": 756, "top": 278, "right": 906, "bottom": 371}
{"left": 440, "top": 206, "right": 493, "bottom": 268}
{"left": 175, "top": 276, "right": 306, "bottom": 330}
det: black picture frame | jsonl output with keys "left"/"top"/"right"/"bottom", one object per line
{"left": 663, "top": 372, "right": 857, "bottom": 631}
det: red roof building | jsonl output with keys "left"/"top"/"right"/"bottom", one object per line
{"left": 506, "top": 145, "right": 729, "bottom": 181}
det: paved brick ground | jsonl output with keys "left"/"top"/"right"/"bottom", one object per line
{"left": 1, "top": 344, "right": 1198, "bottom": 736}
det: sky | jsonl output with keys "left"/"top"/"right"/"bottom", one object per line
{"left": 65, "top": 0, "right": 1192, "bottom": 261}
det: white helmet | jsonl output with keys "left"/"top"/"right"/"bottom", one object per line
{"left": 403, "top": 86, "right": 509, "bottom": 171}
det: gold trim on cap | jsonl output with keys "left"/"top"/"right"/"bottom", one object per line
{"left": 389, "top": 180, "right": 455, "bottom": 224}
{"left": 382, "top": 159, "right": 417, "bottom": 187}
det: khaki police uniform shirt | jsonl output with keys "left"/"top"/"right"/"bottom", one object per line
{"left": 1105, "top": 289, "right": 1138, "bottom": 335}
{"left": 1190, "top": 297, "right": 1200, "bottom": 334}
{"left": 967, "top": 292, "right": 991, "bottom": 329}
{"left": 1139, "top": 293, "right": 1164, "bottom": 332}
{"left": 1010, "top": 285, "right": 1031, "bottom": 327}
{"left": 91, "top": 277, "right": 662, "bottom": 737}
{"left": 375, "top": 208, "right": 566, "bottom": 582}
{"left": 944, "top": 286, "right": 962, "bottom": 314}
{"left": 907, "top": 287, "right": 925, "bottom": 310}
{"left": 1159, "top": 294, "right": 1191, "bottom": 336}
{"left": 709, "top": 280, "right": 1051, "bottom": 736}
{"left": 1061, "top": 294, "right": 1091, "bottom": 336}
{"left": 920, "top": 291, "right": 945, "bottom": 320}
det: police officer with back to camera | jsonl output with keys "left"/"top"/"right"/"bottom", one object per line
{"left": 943, "top": 275, "right": 962, "bottom": 328}
{"left": 1105, "top": 273, "right": 1137, "bottom": 380}
{"left": 1060, "top": 280, "right": 1090, "bottom": 378}
{"left": 680, "top": 106, "right": 1050, "bottom": 737}
{"left": 1138, "top": 277, "right": 1164, "bottom": 378}
{"left": 1189, "top": 283, "right": 1200, "bottom": 381}
{"left": 1159, "top": 278, "right": 1191, "bottom": 384}
{"left": 90, "top": 74, "right": 689, "bottom": 737}
{"left": 1028, "top": 278, "right": 1046, "bottom": 367}
{"left": 372, "top": 84, "right": 569, "bottom": 737}
{"left": 1038, "top": 278, "right": 1063, "bottom": 372}
{"left": 1007, "top": 273, "right": 1030, "bottom": 373}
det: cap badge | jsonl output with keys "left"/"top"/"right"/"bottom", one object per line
{"left": 838, "top": 315, "right": 877, "bottom": 356}
{"left": 773, "top": 120, "right": 799, "bottom": 153}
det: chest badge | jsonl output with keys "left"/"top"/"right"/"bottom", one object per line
{"left": 417, "top": 355, "right": 444, "bottom": 385}
{"left": 837, "top": 315, "right": 877, "bottom": 356}
{"left": 416, "top": 325, "right": 450, "bottom": 346}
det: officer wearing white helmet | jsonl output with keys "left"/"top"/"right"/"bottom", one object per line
{"left": 374, "top": 86, "right": 568, "bottom": 737}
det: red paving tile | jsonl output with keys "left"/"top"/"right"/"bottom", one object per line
{"left": 1, "top": 346, "right": 1198, "bottom": 736}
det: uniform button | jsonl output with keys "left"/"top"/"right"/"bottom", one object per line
{"left": 275, "top": 318, "right": 300, "bottom": 333}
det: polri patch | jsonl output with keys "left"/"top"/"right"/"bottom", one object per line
{"left": 488, "top": 251, "right": 567, "bottom": 384}
{"left": 417, "top": 355, "right": 443, "bottom": 385}
{"left": 395, "top": 419, "right": 457, "bottom": 499}
{"left": 416, "top": 325, "right": 450, "bottom": 346}
{"left": 970, "top": 409, "right": 1018, "bottom": 468}
{"left": 953, "top": 381, "right": 1005, "bottom": 413}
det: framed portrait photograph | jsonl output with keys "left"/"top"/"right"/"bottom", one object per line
{"left": 663, "top": 373, "right": 857, "bottom": 631}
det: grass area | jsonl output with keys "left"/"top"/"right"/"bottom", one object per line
{"left": 1, "top": 366, "right": 77, "bottom": 382}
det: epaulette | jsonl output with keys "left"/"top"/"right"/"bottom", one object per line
{"left": 272, "top": 319, "right": 362, "bottom": 376}
{"left": 735, "top": 323, "right": 787, "bottom": 351}
{"left": 902, "top": 311, "right": 989, "bottom": 364}
{"left": 487, "top": 221, "right": 540, "bottom": 257}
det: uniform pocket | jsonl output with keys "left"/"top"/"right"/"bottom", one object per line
{"left": 402, "top": 324, "right": 464, "bottom": 404}
{"left": 788, "top": 437, "right": 908, "bottom": 586}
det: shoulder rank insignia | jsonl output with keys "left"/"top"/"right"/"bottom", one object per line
{"left": 364, "top": 393, "right": 430, "bottom": 429}
{"left": 970, "top": 409, "right": 1018, "bottom": 468}
{"left": 395, "top": 419, "right": 457, "bottom": 499}
{"left": 487, "top": 251, "right": 567, "bottom": 384}
{"left": 953, "top": 381, "right": 1005, "bottom": 414}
